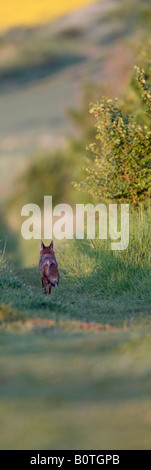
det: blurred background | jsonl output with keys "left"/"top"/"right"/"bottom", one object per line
{"left": 0, "top": 0, "right": 150, "bottom": 265}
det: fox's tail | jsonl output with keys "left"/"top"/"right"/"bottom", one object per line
{"left": 46, "top": 260, "right": 59, "bottom": 287}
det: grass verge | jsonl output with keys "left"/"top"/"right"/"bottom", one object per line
{"left": 0, "top": 209, "right": 151, "bottom": 449}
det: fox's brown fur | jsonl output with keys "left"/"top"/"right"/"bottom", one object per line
{"left": 39, "top": 240, "right": 59, "bottom": 294}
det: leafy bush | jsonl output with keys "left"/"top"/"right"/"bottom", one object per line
{"left": 75, "top": 68, "right": 151, "bottom": 207}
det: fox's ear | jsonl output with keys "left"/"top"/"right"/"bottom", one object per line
{"left": 40, "top": 241, "right": 45, "bottom": 251}
{"left": 49, "top": 240, "right": 54, "bottom": 250}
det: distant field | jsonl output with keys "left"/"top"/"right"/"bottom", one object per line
{"left": 0, "top": 0, "right": 100, "bottom": 31}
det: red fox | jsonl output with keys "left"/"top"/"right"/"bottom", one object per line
{"left": 39, "top": 240, "right": 59, "bottom": 294}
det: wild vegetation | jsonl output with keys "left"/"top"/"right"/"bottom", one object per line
{"left": 75, "top": 68, "right": 151, "bottom": 207}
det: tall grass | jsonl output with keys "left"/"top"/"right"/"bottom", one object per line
{"left": 0, "top": 207, "right": 151, "bottom": 328}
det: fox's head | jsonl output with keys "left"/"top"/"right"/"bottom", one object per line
{"left": 40, "top": 240, "right": 55, "bottom": 255}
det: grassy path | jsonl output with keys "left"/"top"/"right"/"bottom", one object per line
{"left": 0, "top": 230, "right": 151, "bottom": 449}
{"left": 1, "top": 324, "right": 151, "bottom": 449}
{"left": 0, "top": 258, "right": 150, "bottom": 331}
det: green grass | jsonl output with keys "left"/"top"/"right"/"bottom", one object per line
{"left": 2, "top": 208, "right": 151, "bottom": 327}
{"left": 1, "top": 227, "right": 151, "bottom": 327}
{"left": 0, "top": 209, "right": 151, "bottom": 449}
{"left": 1, "top": 330, "right": 151, "bottom": 449}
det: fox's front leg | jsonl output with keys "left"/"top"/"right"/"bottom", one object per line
{"left": 42, "top": 276, "right": 46, "bottom": 294}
